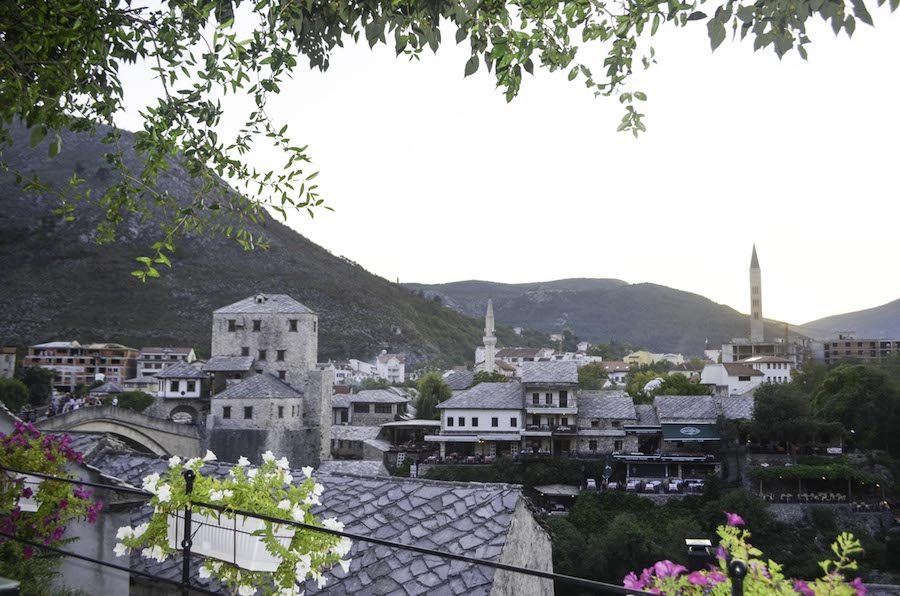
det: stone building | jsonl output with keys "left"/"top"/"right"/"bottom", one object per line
{"left": 147, "top": 361, "right": 209, "bottom": 423}
{"left": 575, "top": 391, "right": 639, "bottom": 454}
{"left": 374, "top": 350, "right": 405, "bottom": 384}
{"left": 0, "top": 347, "right": 15, "bottom": 379}
{"left": 135, "top": 347, "right": 196, "bottom": 378}
{"left": 521, "top": 361, "right": 579, "bottom": 456}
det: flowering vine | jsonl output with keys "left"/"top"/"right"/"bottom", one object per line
{"left": 623, "top": 512, "right": 867, "bottom": 595}
{"left": 0, "top": 421, "right": 102, "bottom": 583}
{"left": 115, "top": 450, "right": 350, "bottom": 595}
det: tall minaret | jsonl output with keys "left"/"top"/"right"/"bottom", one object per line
{"left": 483, "top": 299, "right": 497, "bottom": 374}
{"left": 749, "top": 244, "right": 764, "bottom": 342}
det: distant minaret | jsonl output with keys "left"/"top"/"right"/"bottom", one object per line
{"left": 483, "top": 299, "right": 497, "bottom": 374}
{"left": 750, "top": 244, "right": 764, "bottom": 342}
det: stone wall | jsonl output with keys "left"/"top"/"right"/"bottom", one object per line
{"left": 490, "top": 499, "right": 555, "bottom": 596}
{"left": 351, "top": 406, "right": 399, "bottom": 427}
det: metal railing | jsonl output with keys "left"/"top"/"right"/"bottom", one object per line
{"left": 0, "top": 465, "right": 673, "bottom": 595}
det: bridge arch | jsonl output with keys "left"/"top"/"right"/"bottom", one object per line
{"left": 168, "top": 404, "right": 202, "bottom": 425}
{"left": 38, "top": 406, "right": 201, "bottom": 457}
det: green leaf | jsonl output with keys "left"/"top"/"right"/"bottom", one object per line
{"left": 568, "top": 67, "right": 578, "bottom": 81}
{"left": 651, "top": 14, "right": 662, "bottom": 35}
{"left": 48, "top": 134, "right": 62, "bottom": 158}
{"left": 29, "top": 126, "right": 47, "bottom": 148}
{"left": 687, "top": 11, "right": 707, "bottom": 21}
{"left": 708, "top": 18, "right": 727, "bottom": 50}
{"left": 464, "top": 55, "right": 479, "bottom": 76}
{"left": 455, "top": 28, "right": 467, "bottom": 44}
{"left": 633, "top": 91, "right": 647, "bottom": 101}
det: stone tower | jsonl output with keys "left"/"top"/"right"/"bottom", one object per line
{"left": 483, "top": 299, "right": 497, "bottom": 374}
{"left": 749, "top": 245, "right": 764, "bottom": 342}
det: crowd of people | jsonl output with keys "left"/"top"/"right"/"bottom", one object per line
{"left": 45, "top": 394, "right": 116, "bottom": 417}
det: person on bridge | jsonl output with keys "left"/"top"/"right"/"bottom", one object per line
{"left": 112, "top": 397, "right": 118, "bottom": 407}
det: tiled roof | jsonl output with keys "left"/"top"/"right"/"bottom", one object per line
{"left": 518, "top": 361, "right": 578, "bottom": 384}
{"left": 654, "top": 395, "right": 717, "bottom": 423}
{"left": 316, "top": 460, "right": 389, "bottom": 477}
{"left": 443, "top": 370, "right": 475, "bottom": 391}
{"left": 722, "top": 363, "right": 764, "bottom": 377}
{"left": 201, "top": 355, "right": 254, "bottom": 372}
{"left": 578, "top": 391, "right": 636, "bottom": 420}
{"left": 739, "top": 356, "right": 792, "bottom": 364}
{"left": 437, "top": 382, "right": 523, "bottom": 410}
{"left": 716, "top": 396, "right": 754, "bottom": 420}
{"left": 155, "top": 361, "right": 206, "bottom": 379}
{"left": 32, "top": 341, "right": 80, "bottom": 349}
{"left": 86, "top": 452, "right": 527, "bottom": 596}
{"left": 124, "top": 376, "right": 158, "bottom": 384}
{"left": 212, "top": 374, "right": 302, "bottom": 400}
{"left": 214, "top": 293, "right": 314, "bottom": 315}
{"left": 352, "top": 390, "right": 409, "bottom": 404}
{"left": 88, "top": 381, "right": 122, "bottom": 394}
{"left": 332, "top": 394, "right": 351, "bottom": 409}
{"left": 496, "top": 347, "right": 544, "bottom": 359}
{"left": 331, "top": 425, "right": 382, "bottom": 441}
{"left": 631, "top": 404, "right": 660, "bottom": 427}
{"left": 139, "top": 347, "right": 193, "bottom": 355}
{"left": 601, "top": 360, "right": 630, "bottom": 372}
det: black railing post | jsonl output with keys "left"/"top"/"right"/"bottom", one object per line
{"left": 728, "top": 559, "right": 747, "bottom": 596}
{"left": 181, "top": 469, "right": 196, "bottom": 596}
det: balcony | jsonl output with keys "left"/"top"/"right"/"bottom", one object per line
{"left": 521, "top": 424, "right": 577, "bottom": 437}
{"left": 525, "top": 403, "right": 577, "bottom": 415}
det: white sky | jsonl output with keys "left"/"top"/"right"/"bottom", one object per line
{"left": 116, "top": 11, "right": 900, "bottom": 325}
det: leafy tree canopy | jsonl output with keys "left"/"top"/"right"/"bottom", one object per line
{"left": 472, "top": 370, "right": 508, "bottom": 385}
{"left": 3, "top": 0, "right": 894, "bottom": 276}
{"left": 0, "top": 379, "right": 30, "bottom": 413}
{"left": 578, "top": 361, "right": 608, "bottom": 389}
{"left": 416, "top": 371, "right": 452, "bottom": 419}
{"left": 107, "top": 391, "right": 154, "bottom": 412}
{"left": 653, "top": 372, "right": 711, "bottom": 396}
{"left": 358, "top": 377, "right": 391, "bottom": 391}
{"left": 14, "top": 367, "right": 54, "bottom": 406}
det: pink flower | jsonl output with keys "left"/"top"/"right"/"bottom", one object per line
{"left": 793, "top": 579, "right": 814, "bottom": 596}
{"left": 716, "top": 546, "right": 728, "bottom": 561}
{"left": 652, "top": 560, "right": 687, "bottom": 579}
{"left": 850, "top": 578, "right": 867, "bottom": 595}
{"left": 687, "top": 571, "right": 708, "bottom": 586}
{"left": 22, "top": 546, "right": 33, "bottom": 559}
{"left": 623, "top": 572, "right": 645, "bottom": 590}
{"left": 708, "top": 570, "right": 727, "bottom": 585}
{"left": 725, "top": 511, "right": 745, "bottom": 526}
{"left": 21, "top": 487, "right": 33, "bottom": 499}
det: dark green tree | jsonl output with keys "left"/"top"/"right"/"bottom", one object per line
{"left": 578, "top": 362, "right": 608, "bottom": 390}
{"left": 109, "top": 391, "right": 154, "bottom": 413}
{"left": 472, "top": 371, "right": 508, "bottom": 385}
{"left": 416, "top": 372, "right": 452, "bottom": 420}
{"left": 0, "top": 378, "right": 29, "bottom": 413}
{"left": 653, "top": 373, "right": 712, "bottom": 396}
{"left": 15, "top": 367, "right": 54, "bottom": 406}
{"left": 358, "top": 377, "right": 391, "bottom": 391}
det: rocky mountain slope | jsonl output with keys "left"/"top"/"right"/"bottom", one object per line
{"left": 796, "top": 299, "right": 900, "bottom": 340}
{"left": 0, "top": 123, "right": 537, "bottom": 366}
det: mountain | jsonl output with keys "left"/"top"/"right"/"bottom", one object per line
{"left": 0, "top": 123, "right": 538, "bottom": 367}
{"left": 796, "top": 299, "right": 900, "bottom": 340}
{"left": 405, "top": 279, "right": 796, "bottom": 355}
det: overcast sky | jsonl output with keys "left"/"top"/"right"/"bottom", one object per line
{"left": 117, "top": 11, "right": 900, "bottom": 325}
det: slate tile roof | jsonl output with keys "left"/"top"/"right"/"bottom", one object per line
{"left": 84, "top": 452, "right": 526, "bottom": 596}
{"left": 202, "top": 356, "right": 255, "bottom": 372}
{"left": 331, "top": 425, "right": 383, "bottom": 441}
{"left": 88, "top": 381, "right": 123, "bottom": 394}
{"left": 443, "top": 370, "right": 475, "bottom": 391}
{"left": 212, "top": 374, "right": 302, "bottom": 400}
{"left": 716, "top": 396, "right": 754, "bottom": 420}
{"left": 213, "top": 293, "right": 315, "bottom": 315}
{"left": 653, "top": 395, "right": 718, "bottom": 423}
{"left": 631, "top": 404, "right": 660, "bottom": 427}
{"left": 352, "top": 390, "right": 409, "bottom": 404}
{"left": 139, "top": 347, "right": 193, "bottom": 356}
{"left": 155, "top": 361, "right": 206, "bottom": 379}
{"left": 316, "top": 460, "right": 389, "bottom": 477}
{"left": 518, "top": 361, "right": 578, "bottom": 385}
{"left": 578, "top": 391, "right": 636, "bottom": 420}
{"left": 722, "top": 363, "right": 764, "bottom": 377}
{"left": 495, "top": 348, "right": 544, "bottom": 359}
{"left": 437, "top": 382, "right": 523, "bottom": 410}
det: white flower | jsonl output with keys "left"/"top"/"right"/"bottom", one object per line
{"left": 303, "top": 494, "right": 320, "bottom": 507}
{"left": 277, "top": 499, "right": 291, "bottom": 511}
{"left": 156, "top": 483, "right": 172, "bottom": 503}
{"left": 312, "top": 483, "right": 324, "bottom": 497}
{"left": 290, "top": 504, "right": 304, "bottom": 522}
{"left": 315, "top": 572, "right": 328, "bottom": 589}
{"left": 210, "top": 561, "right": 222, "bottom": 572}
{"left": 278, "top": 588, "right": 303, "bottom": 596}
{"left": 248, "top": 469, "right": 258, "bottom": 479}
{"left": 237, "top": 584, "right": 255, "bottom": 596}
{"left": 339, "top": 558, "right": 352, "bottom": 573}
{"left": 116, "top": 526, "right": 135, "bottom": 541}
{"left": 113, "top": 542, "right": 129, "bottom": 557}
{"left": 282, "top": 473, "right": 293, "bottom": 485}
{"left": 275, "top": 456, "right": 290, "bottom": 470}
{"left": 167, "top": 455, "right": 182, "bottom": 468}
{"left": 222, "top": 489, "right": 233, "bottom": 499}
{"left": 141, "top": 473, "right": 160, "bottom": 494}
{"left": 334, "top": 537, "right": 352, "bottom": 558}
{"left": 141, "top": 545, "right": 168, "bottom": 563}
{"left": 199, "top": 565, "right": 211, "bottom": 579}
{"left": 203, "top": 450, "right": 217, "bottom": 462}
{"left": 132, "top": 523, "right": 149, "bottom": 539}
{"left": 237, "top": 456, "right": 251, "bottom": 467}
{"left": 185, "top": 457, "right": 200, "bottom": 469}
{"left": 209, "top": 490, "right": 224, "bottom": 501}
{"left": 263, "top": 450, "right": 276, "bottom": 463}
{"left": 322, "top": 517, "right": 344, "bottom": 532}
{"left": 294, "top": 553, "right": 312, "bottom": 581}
{"left": 301, "top": 466, "right": 313, "bottom": 479}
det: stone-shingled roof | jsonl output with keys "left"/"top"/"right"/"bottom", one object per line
{"left": 331, "top": 425, "right": 382, "bottom": 441}
{"left": 155, "top": 361, "right": 206, "bottom": 379}
{"left": 631, "top": 404, "right": 660, "bottom": 427}
{"left": 495, "top": 347, "right": 544, "bottom": 359}
{"left": 437, "top": 382, "right": 523, "bottom": 410}
{"left": 201, "top": 355, "right": 255, "bottom": 372}
{"left": 214, "top": 294, "right": 314, "bottom": 315}
{"left": 722, "top": 363, "right": 764, "bottom": 377}
{"left": 83, "top": 451, "right": 528, "bottom": 595}
{"left": 654, "top": 395, "right": 717, "bottom": 423}
{"left": 443, "top": 370, "right": 475, "bottom": 391}
{"left": 352, "top": 390, "right": 409, "bottom": 404}
{"left": 716, "top": 396, "right": 754, "bottom": 420}
{"left": 88, "top": 381, "right": 123, "bottom": 394}
{"left": 518, "top": 361, "right": 578, "bottom": 385}
{"left": 578, "top": 391, "right": 636, "bottom": 420}
{"left": 212, "top": 374, "right": 302, "bottom": 400}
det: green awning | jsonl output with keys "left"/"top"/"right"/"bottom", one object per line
{"left": 662, "top": 423, "right": 719, "bottom": 442}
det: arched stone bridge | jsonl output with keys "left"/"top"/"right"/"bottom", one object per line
{"left": 38, "top": 406, "right": 202, "bottom": 457}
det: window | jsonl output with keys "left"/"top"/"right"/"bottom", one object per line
{"left": 222, "top": 406, "right": 231, "bottom": 419}
{"left": 278, "top": 406, "right": 284, "bottom": 419}
{"left": 241, "top": 346, "right": 250, "bottom": 357}
{"left": 252, "top": 320, "right": 261, "bottom": 332}
{"left": 491, "top": 417, "right": 499, "bottom": 427}
{"left": 277, "top": 349, "right": 286, "bottom": 361}
{"left": 374, "top": 403, "right": 392, "bottom": 414}
{"left": 559, "top": 390, "right": 568, "bottom": 407}
{"left": 611, "top": 421, "right": 621, "bottom": 429}
{"left": 289, "top": 319, "right": 298, "bottom": 332}
{"left": 591, "top": 420, "right": 600, "bottom": 428}
{"left": 258, "top": 350, "right": 267, "bottom": 361}
{"left": 187, "top": 381, "right": 196, "bottom": 392}
{"left": 738, "top": 375, "right": 751, "bottom": 382}
{"left": 244, "top": 406, "right": 253, "bottom": 419}
{"left": 532, "top": 392, "right": 539, "bottom": 405}
{"left": 561, "top": 417, "right": 568, "bottom": 426}
{"left": 532, "top": 415, "right": 540, "bottom": 425}
{"left": 170, "top": 380, "right": 178, "bottom": 392}
{"left": 471, "top": 417, "right": 479, "bottom": 427}
{"left": 228, "top": 320, "right": 236, "bottom": 332}
{"left": 353, "top": 403, "right": 370, "bottom": 413}
{"left": 544, "top": 393, "right": 552, "bottom": 405}
{"left": 614, "top": 440, "right": 623, "bottom": 451}
{"left": 588, "top": 440, "right": 597, "bottom": 451}
{"left": 510, "top": 417, "right": 517, "bottom": 427}
{"left": 457, "top": 417, "right": 464, "bottom": 427}
{"left": 447, "top": 417, "right": 454, "bottom": 427}
{"left": 313, "top": 321, "right": 317, "bottom": 333}
{"left": 278, "top": 370, "right": 286, "bottom": 380}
